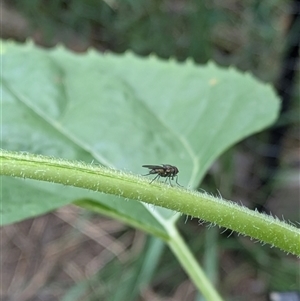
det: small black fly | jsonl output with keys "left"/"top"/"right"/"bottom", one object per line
{"left": 142, "top": 164, "right": 182, "bottom": 186}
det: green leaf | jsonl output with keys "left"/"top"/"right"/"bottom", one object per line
{"left": 1, "top": 40, "right": 279, "bottom": 226}
{"left": 1, "top": 176, "right": 167, "bottom": 239}
{"left": 0, "top": 40, "right": 285, "bottom": 300}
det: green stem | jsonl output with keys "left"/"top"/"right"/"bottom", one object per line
{"left": 1, "top": 150, "right": 299, "bottom": 256}
{"left": 168, "top": 226, "right": 224, "bottom": 301}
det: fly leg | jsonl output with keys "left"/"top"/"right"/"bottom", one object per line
{"left": 149, "top": 174, "right": 160, "bottom": 184}
{"left": 175, "top": 175, "right": 183, "bottom": 187}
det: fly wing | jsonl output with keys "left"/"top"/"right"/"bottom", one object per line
{"left": 142, "top": 165, "right": 162, "bottom": 169}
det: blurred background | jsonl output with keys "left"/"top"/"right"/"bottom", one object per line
{"left": 1, "top": 0, "right": 299, "bottom": 300}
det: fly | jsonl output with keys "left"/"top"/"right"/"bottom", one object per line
{"left": 142, "top": 164, "right": 182, "bottom": 187}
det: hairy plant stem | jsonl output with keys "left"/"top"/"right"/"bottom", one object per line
{"left": 1, "top": 150, "right": 299, "bottom": 256}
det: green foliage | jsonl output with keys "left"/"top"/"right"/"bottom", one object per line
{"left": 1, "top": 40, "right": 279, "bottom": 224}
{"left": 11, "top": 0, "right": 213, "bottom": 62}
{"left": 9, "top": 0, "right": 288, "bottom": 75}
{"left": 2, "top": 40, "right": 296, "bottom": 300}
